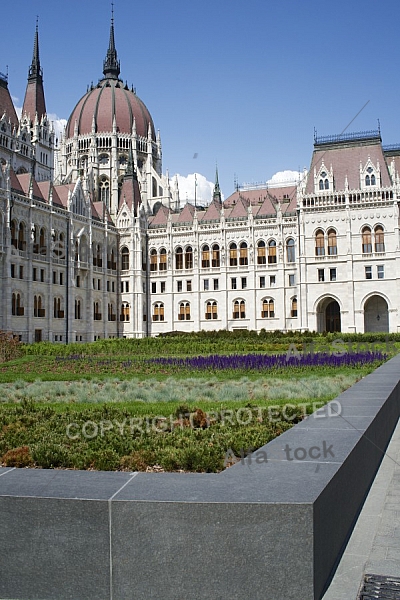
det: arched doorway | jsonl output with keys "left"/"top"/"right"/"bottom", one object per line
{"left": 364, "top": 296, "right": 389, "bottom": 332}
{"left": 316, "top": 298, "right": 341, "bottom": 333}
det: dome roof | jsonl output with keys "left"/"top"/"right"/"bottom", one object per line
{"left": 65, "top": 12, "right": 155, "bottom": 141}
{"left": 66, "top": 79, "right": 155, "bottom": 140}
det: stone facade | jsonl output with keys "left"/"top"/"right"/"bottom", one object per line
{"left": 1, "top": 18, "right": 399, "bottom": 342}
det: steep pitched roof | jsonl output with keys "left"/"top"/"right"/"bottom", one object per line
{"left": 228, "top": 195, "right": 249, "bottom": 218}
{"left": 177, "top": 202, "right": 195, "bottom": 223}
{"left": 16, "top": 173, "right": 44, "bottom": 201}
{"left": 9, "top": 168, "right": 24, "bottom": 194}
{"left": 305, "top": 134, "right": 392, "bottom": 194}
{"left": 200, "top": 199, "right": 222, "bottom": 221}
{"left": 22, "top": 23, "right": 46, "bottom": 124}
{"left": 92, "top": 201, "right": 113, "bottom": 223}
{"left": 151, "top": 204, "right": 170, "bottom": 226}
{"left": 0, "top": 75, "right": 19, "bottom": 130}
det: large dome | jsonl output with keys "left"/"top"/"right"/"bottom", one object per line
{"left": 66, "top": 78, "right": 155, "bottom": 140}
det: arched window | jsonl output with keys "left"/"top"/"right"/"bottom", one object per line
{"left": 99, "top": 176, "right": 109, "bottom": 206}
{"left": 202, "top": 245, "right": 210, "bottom": 268}
{"left": 375, "top": 225, "right": 385, "bottom": 252}
{"left": 291, "top": 297, "right": 298, "bottom": 318}
{"left": 261, "top": 298, "right": 275, "bottom": 318}
{"left": 34, "top": 295, "right": 45, "bottom": 317}
{"left": 324, "top": 179, "right": 329, "bottom": 190}
{"left": 205, "top": 301, "right": 218, "bottom": 320}
{"left": 150, "top": 248, "right": 158, "bottom": 271}
{"left": 371, "top": 174, "right": 376, "bottom": 185}
{"left": 32, "top": 225, "right": 39, "bottom": 253}
{"left": 11, "top": 220, "right": 17, "bottom": 248}
{"left": 12, "top": 293, "right": 23, "bottom": 316}
{"left": 39, "top": 228, "right": 46, "bottom": 255}
{"left": 365, "top": 175, "right": 370, "bottom": 186}
{"left": 239, "top": 242, "right": 248, "bottom": 266}
{"left": 108, "top": 303, "right": 116, "bottom": 321}
{"left": 268, "top": 240, "right": 277, "bottom": 264}
{"left": 362, "top": 226, "right": 372, "bottom": 254}
{"left": 121, "top": 247, "right": 129, "bottom": 271}
{"left": 233, "top": 300, "right": 246, "bottom": 319}
{"left": 327, "top": 229, "right": 337, "bottom": 256}
{"left": 257, "top": 241, "right": 266, "bottom": 265}
{"left": 74, "top": 241, "right": 79, "bottom": 262}
{"left": 212, "top": 244, "right": 220, "bottom": 267}
{"left": 315, "top": 229, "right": 325, "bottom": 256}
{"left": 319, "top": 179, "right": 324, "bottom": 190}
{"left": 178, "top": 302, "right": 191, "bottom": 320}
{"left": 159, "top": 248, "right": 167, "bottom": 271}
{"left": 93, "top": 302, "right": 102, "bottom": 320}
{"left": 54, "top": 297, "right": 63, "bottom": 318}
{"left": 75, "top": 299, "right": 81, "bottom": 320}
{"left": 153, "top": 302, "right": 164, "bottom": 322}
{"left": 175, "top": 247, "right": 183, "bottom": 270}
{"left": 120, "top": 302, "right": 130, "bottom": 322}
{"left": 185, "top": 246, "right": 193, "bottom": 269}
{"left": 229, "top": 243, "right": 238, "bottom": 266}
{"left": 18, "top": 222, "right": 26, "bottom": 251}
{"left": 286, "top": 238, "right": 295, "bottom": 263}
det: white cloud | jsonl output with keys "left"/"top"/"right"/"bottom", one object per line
{"left": 267, "top": 170, "right": 303, "bottom": 187}
{"left": 172, "top": 173, "right": 215, "bottom": 206}
{"left": 47, "top": 114, "right": 67, "bottom": 145}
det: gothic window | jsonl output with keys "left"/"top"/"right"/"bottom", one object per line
{"left": 150, "top": 249, "right": 157, "bottom": 271}
{"left": 99, "top": 176, "right": 110, "bottom": 206}
{"left": 261, "top": 298, "right": 275, "bottom": 319}
{"left": 371, "top": 174, "right": 376, "bottom": 185}
{"left": 205, "top": 301, "right": 218, "bottom": 320}
{"left": 108, "top": 303, "right": 115, "bottom": 321}
{"left": 93, "top": 301, "right": 102, "bottom": 320}
{"left": 268, "top": 240, "right": 277, "bottom": 264}
{"left": 12, "top": 293, "right": 23, "bottom": 316}
{"left": 233, "top": 300, "right": 246, "bottom": 319}
{"left": 32, "top": 225, "right": 39, "bottom": 254}
{"left": 159, "top": 248, "right": 167, "bottom": 271}
{"left": 327, "top": 229, "right": 337, "bottom": 255}
{"left": 99, "top": 154, "right": 109, "bottom": 165}
{"left": 257, "top": 240, "right": 266, "bottom": 265}
{"left": 185, "top": 246, "right": 193, "bottom": 269}
{"left": 178, "top": 302, "right": 191, "bottom": 321}
{"left": 121, "top": 247, "right": 129, "bottom": 270}
{"left": 362, "top": 226, "right": 372, "bottom": 254}
{"left": 239, "top": 242, "right": 248, "bottom": 266}
{"left": 212, "top": 244, "right": 220, "bottom": 267}
{"left": 175, "top": 247, "right": 183, "bottom": 270}
{"left": 291, "top": 297, "right": 298, "bottom": 318}
{"left": 153, "top": 302, "right": 164, "bottom": 322}
{"left": 120, "top": 302, "right": 130, "bottom": 322}
{"left": 53, "top": 297, "right": 63, "bottom": 318}
{"left": 201, "top": 245, "right": 210, "bottom": 268}
{"left": 365, "top": 175, "right": 370, "bottom": 186}
{"left": 75, "top": 299, "right": 81, "bottom": 320}
{"left": 325, "top": 179, "right": 329, "bottom": 189}
{"left": 374, "top": 225, "right": 385, "bottom": 253}
{"left": 229, "top": 243, "right": 237, "bottom": 266}
{"left": 34, "top": 295, "right": 45, "bottom": 317}
{"left": 93, "top": 243, "right": 102, "bottom": 267}
{"left": 11, "top": 220, "right": 17, "bottom": 248}
{"left": 74, "top": 241, "right": 79, "bottom": 262}
{"left": 18, "top": 222, "right": 26, "bottom": 251}
{"left": 315, "top": 229, "right": 325, "bottom": 256}
{"left": 286, "top": 238, "right": 295, "bottom": 263}
{"left": 39, "top": 228, "right": 46, "bottom": 255}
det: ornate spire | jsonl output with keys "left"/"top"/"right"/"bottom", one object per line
{"left": 28, "top": 18, "right": 43, "bottom": 82}
{"left": 103, "top": 4, "right": 120, "bottom": 79}
{"left": 22, "top": 19, "right": 46, "bottom": 123}
{"left": 213, "top": 164, "right": 222, "bottom": 204}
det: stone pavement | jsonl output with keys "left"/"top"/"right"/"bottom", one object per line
{"left": 322, "top": 416, "right": 400, "bottom": 599}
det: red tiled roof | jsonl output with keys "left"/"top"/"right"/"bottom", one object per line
{"left": 200, "top": 200, "right": 222, "bottom": 221}
{"left": 151, "top": 204, "right": 170, "bottom": 225}
{"left": 305, "top": 139, "right": 392, "bottom": 194}
{"left": 177, "top": 203, "right": 195, "bottom": 223}
{"left": 0, "top": 79, "right": 19, "bottom": 130}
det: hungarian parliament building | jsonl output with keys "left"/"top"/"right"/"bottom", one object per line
{"left": 0, "top": 17, "right": 399, "bottom": 342}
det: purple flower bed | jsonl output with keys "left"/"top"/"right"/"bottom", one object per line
{"left": 150, "top": 351, "right": 386, "bottom": 371}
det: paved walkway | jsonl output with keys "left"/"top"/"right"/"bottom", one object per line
{"left": 322, "top": 417, "right": 400, "bottom": 599}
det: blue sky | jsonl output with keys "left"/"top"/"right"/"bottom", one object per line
{"left": 2, "top": 0, "right": 400, "bottom": 201}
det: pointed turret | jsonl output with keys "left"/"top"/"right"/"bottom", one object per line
{"left": 103, "top": 5, "right": 120, "bottom": 80}
{"left": 213, "top": 165, "right": 222, "bottom": 204}
{"left": 22, "top": 20, "right": 46, "bottom": 124}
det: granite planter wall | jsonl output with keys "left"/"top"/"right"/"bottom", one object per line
{"left": 1, "top": 354, "right": 400, "bottom": 600}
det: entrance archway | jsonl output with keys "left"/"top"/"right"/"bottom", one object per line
{"left": 316, "top": 297, "right": 341, "bottom": 333}
{"left": 364, "top": 296, "right": 389, "bottom": 332}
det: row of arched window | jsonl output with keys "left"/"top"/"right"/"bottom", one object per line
{"left": 151, "top": 298, "right": 298, "bottom": 322}
{"left": 149, "top": 239, "right": 297, "bottom": 271}
{"left": 315, "top": 226, "right": 385, "bottom": 256}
